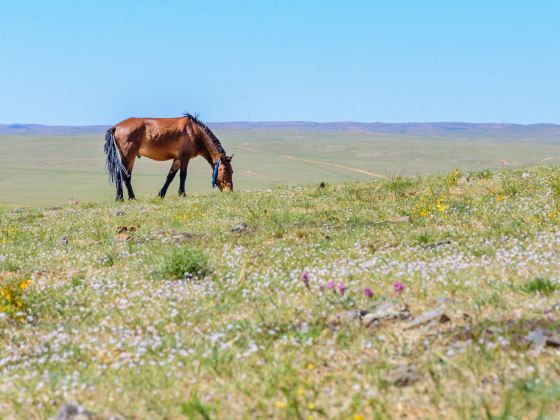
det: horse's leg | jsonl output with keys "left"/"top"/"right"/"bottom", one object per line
{"left": 116, "top": 178, "right": 124, "bottom": 201}
{"left": 178, "top": 158, "right": 190, "bottom": 197}
{"left": 123, "top": 172, "right": 135, "bottom": 200}
{"left": 158, "top": 159, "right": 180, "bottom": 198}
{"left": 122, "top": 156, "right": 137, "bottom": 200}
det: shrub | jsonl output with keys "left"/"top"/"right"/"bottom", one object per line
{"left": 158, "top": 246, "right": 210, "bottom": 280}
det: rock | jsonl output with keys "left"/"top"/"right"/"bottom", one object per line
{"left": 52, "top": 403, "right": 94, "bottom": 420}
{"left": 525, "top": 329, "right": 560, "bottom": 349}
{"left": 362, "top": 301, "right": 411, "bottom": 326}
{"left": 113, "top": 210, "right": 125, "bottom": 216}
{"left": 404, "top": 308, "right": 449, "bottom": 330}
{"left": 57, "top": 236, "right": 69, "bottom": 247}
{"left": 386, "top": 364, "right": 421, "bottom": 387}
{"left": 231, "top": 222, "right": 248, "bottom": 233}
{"left": 68, "top": 199, "right": 79, "bottom": 206}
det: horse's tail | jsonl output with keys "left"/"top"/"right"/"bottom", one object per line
{"left": 104, "top": 127, "right": 128, "bottom": 185}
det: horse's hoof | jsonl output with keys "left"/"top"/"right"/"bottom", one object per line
{"left": 179, "top": 192, "right": 186, "bottom": 197}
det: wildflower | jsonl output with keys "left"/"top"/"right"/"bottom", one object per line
{"left": 436, "top": 198, "right": 449, "bottom": 213}
{"left": 496, "top": 194, "right": 505, "bottom": 202}
{"left": 307, "top": 402, "right": 316, "bottom": 410}
{"left": 306, "top": 363, "right": 315, "bottom": 370}
{"left": 300, "top": 271, "right": 310, "bottom": 289}
{"left": 275, "top": 400, "right": 287, "bottom": 409}
{"left": 326, "top": 280, "right": 336, "bottom": 291}
{"left": 363, "top": 287, "right": 373, "bottom": 298}
{"left": 419, "top": 209, "right": 429, "bottom": 217}
{"left": 393, "top": 281, "right": 406, "bottom": 294}
{"left": 19, "top": 279, "right": 31, "bottom": 290}
{"left": 354, "top": 415, "right": 365, "bottom": 420}
{"left": 338, "top": 283, "right": 346, "bottom": 295}
{"left": 297, "top": 387, "right": 305, "bottom": 397}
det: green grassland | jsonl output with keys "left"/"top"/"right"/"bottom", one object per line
{"left": 1, "top": 166, "right": 560, "bottom": 418}
{"left": 1, "top": 129, "right": 560, "bottom": 207}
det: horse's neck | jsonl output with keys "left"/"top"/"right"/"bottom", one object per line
{"left": 199, "top": 133, "right": 221, "bottom": 166}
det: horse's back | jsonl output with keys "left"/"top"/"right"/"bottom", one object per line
{"left": 113, "top": 117, "right": 191, "bottom": 161}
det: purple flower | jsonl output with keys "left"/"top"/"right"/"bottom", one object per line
{"left": 393, "top": 281, "right": 406, "bottom": 294}
{"left": 300, "top": 271, "right": 310, "bottom": 289}
{"left": 364, "top": 287, "right": 373, "bottom": 298}
{"left": 338, "top": 283, "right": 346, "bottom": 295}
{"left": 326, "top": 280, "right": 336, "bottom": 291}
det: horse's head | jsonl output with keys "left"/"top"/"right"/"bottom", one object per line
{"left": 215, "top": 154, "right": 234, "bottom": 191}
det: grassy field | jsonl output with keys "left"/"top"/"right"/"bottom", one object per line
{"left": 1, "top": 166, "right": 560, "bottom": 418}
{"left": 2, "top": 129, "right": 560, "bottom": 207}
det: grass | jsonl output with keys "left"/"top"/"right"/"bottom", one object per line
{"left": 157, "top": 246, "right": 210, "bottom": 280}
{"left": 2, "top": 129, "right": 560, "bottom": 207}
{"left": 1, "top": 166, "right": 560, "bottom": 418}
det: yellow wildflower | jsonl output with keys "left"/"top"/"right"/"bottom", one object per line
{"left": 19, "top": 279, "right": 31, "bottom": 290}
{"left": 354, "top": 415, "right": 365, "bottom": 420}
{"left": 307, "top": 402, "right": 316, "bottom": 410}
{"left": 275, "top": 400, "right": 287, "bottom": 409}
{"left": 306, "top": 363, "right": 315, "bottom": 370}
{"left": 419, "top": 209, "right": 429, "bottom": 217}
{"left": 436, "top": 198, "right": 449, "bottom": 213}
{"left": 297, "top": 387, "right": 305, "bottom": 397}
{"left": 496, "top": 194, "right": 505, "bottom": 202}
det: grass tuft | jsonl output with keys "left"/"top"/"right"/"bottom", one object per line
{"left": 157, "top": 246, "right": 210, "bottom": 280}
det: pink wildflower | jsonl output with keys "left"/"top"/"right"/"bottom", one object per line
{"left": 300, "top": 271, "right": 310, "bottom": 289}
{"left": 338, "top": 283, "right": 346, "bottom": 295}
{"left": 326, "top": 280, "right": 336, "bottom": 291}
{"left": 393, "top": 281, "right": 406, "bottom": 294}
{"left": 364, "top": 287, "right": 373, "bottom": 298}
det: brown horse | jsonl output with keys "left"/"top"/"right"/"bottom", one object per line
{"left": 104, "top": 113, "right": 234, "bottom": 201}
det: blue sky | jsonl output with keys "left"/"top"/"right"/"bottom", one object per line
{"left": 1, "top": 0, "right": 558, "bottom": 125}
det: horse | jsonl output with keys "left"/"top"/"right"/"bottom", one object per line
{"left": 103, "top": 113, "right": 234, "bottom": 201}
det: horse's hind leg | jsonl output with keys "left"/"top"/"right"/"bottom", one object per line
{"left": 116, "top": 179, "right": 124, "bottom": 201}
{"left": 123, "top": 171, "right": 135, "bottom": 200}
{"left": 122, "top": 156, "right": 137, "bottom": 200}
{"left": 158, "top": 159, "right": 180, "bottom": 198}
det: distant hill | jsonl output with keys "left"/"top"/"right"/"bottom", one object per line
{"left": 1, "top": 121, "right": 560, "bottom": 142}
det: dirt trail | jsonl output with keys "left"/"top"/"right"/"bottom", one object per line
{"left": 281, "top": 155, "right": 387, "bottom": 178}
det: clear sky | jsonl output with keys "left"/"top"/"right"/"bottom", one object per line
{"left": 1, "top": 0, "right": 558, "bottom": 125}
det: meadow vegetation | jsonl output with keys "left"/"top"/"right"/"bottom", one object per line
{"left": 1, "top": 166, "right": 560, "bottom": 418}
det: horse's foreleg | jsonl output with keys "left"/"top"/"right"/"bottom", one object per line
{"left": 178, "top": 158, "right": 190, "bottom": 197}
{"left": 159, "top": 159, "right": 180, "bottom": 198}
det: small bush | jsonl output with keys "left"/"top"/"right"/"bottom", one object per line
{"left": 158, "top": 246, "right": 210, "bottom": 280}
{"left": 522, "top": 277, "right": 557, "bottom": 295}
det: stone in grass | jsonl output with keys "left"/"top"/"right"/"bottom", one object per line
{"left": 231, "top": 222, "right": 248, "bottom": 233}
{"left": 57, "top": 235, "right": 69, "bottom": 247}
{"left": 362, "top": 301, "right": 412, "bottom": 327}
{"left": 404, "top": 308, "right": 451, "bottom": 330}
{"left": 52, "top": 403, "right": 123, "bottom": 420}
{"left": 386, "top": 364, "right": 421, "bottom": 387}
{"left": 525, "top": 329, "right": 560, "bottom": 349}
{"left": 52, "top": 403, "right": 94, "bottom": 420}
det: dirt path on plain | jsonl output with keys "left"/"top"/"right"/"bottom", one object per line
{"left": 281, "top": 155, "right": 387, "bottom": 178}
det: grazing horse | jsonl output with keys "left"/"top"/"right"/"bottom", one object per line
{"left": 104, "top": 113, "right": 234, "bottom": 201}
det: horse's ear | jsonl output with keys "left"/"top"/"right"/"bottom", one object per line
{"left": 225, "top": 154, "right": 234, "bottom": 162}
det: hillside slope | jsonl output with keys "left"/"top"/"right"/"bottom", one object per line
{"left": 1, "top": 167, "right": 560, "bottom": 418}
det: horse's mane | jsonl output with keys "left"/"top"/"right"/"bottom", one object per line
{"left": 184, "top": 112, "right": 226, "bottom": 155}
